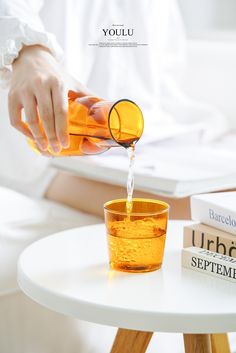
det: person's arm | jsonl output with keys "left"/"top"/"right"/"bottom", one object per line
{"left": 0, "top": 0, "right": 68, "bottom": 152}
{"left": 9, "top": 44, "right": 69, "bottom": 152}
{"left": 0, "top": 0, "right": 91, "bottom": 153}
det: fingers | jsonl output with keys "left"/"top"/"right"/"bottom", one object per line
{"left": 51, "top": 80, "right": 69, "bottom": 148}
{"left": 8, "top": 93, "right": 34, "bottom": 139}
{"left": 36, "top": 83, "right": 61, "bottom": 153}
{"left": 22, "top": 95, "right": 48, "bottom": 151}
{"left": 8, "top": 77, "right": 70, "bottom": 154}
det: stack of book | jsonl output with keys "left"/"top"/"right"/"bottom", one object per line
{"left": 182, "top": 191, "right": 236, "bottom": 282}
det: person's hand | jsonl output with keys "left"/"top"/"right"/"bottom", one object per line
{"left": 8, "top": 45, "right": 69, "bottom": 153}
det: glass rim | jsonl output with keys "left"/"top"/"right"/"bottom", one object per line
{"left": 104, "top": 198, "right": 170, "bottom": 216}
{"left": 108, "top": 99, "right": 144, "bottom": 146}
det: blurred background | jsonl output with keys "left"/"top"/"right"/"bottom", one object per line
{"left": 1, "top": 0, "right": 236, "bottom": 198}
{"left": 0, "top": 0, "right": 236, "bottom": 198}
{"left": 178, "top": 0, "right": 236, "bottom": 128}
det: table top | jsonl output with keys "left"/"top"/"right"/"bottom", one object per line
{"left": 18, "top": 221, "right": 236, "bottom": 333}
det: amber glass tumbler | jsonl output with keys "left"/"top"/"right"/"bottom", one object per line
{"left": 104, "top": 198, "right": 169, "bottom": 273}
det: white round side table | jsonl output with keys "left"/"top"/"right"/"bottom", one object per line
{"left": 18, "top": 221, "right": 236, "bottom": 353}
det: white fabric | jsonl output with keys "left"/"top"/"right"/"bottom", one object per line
{"left": 0, "top": 0, "right": 228, "bottom": 120}
{"left": 0, "top": 88, "right": 55, "bottom": 197}
{"left": 0, "top": 0, "right": 229, "bottom": 196}
{"left": 0, "top": 291, "right": 186, "bottom": 353}
{"left": 0, "top": 0, "right": 62, "bottom": 88}
{"left": 1, "top": 292, "right": 236, "bottom": 353}
{"left": 0, "top": 186, "right": 101, "bottom": 294}
{"left": 40, "top": 0, "right": 228, "bottom": 141}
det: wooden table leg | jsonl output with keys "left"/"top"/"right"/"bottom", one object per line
{"left": 211, "top": 334, "right": 231, "bottom": 353}
{"left": 110, "top": 328, "right": 153, "bottom": 353}
{"left": 184, "top": 334, "right": 212, "bottom": 353}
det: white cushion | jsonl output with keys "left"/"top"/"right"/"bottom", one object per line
{"left": 0, "top": 290, "right": 185, "bottom": 353}
{"left": 0, "top": 187, "right": 101, "bottom": 294}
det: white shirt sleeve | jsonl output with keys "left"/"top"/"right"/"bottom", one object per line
{"left": 0, "top": 0, "right": 63, "bottom": 88}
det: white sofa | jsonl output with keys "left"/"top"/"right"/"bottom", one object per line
{"left": 0, "top": 186, "right": 112, "bottom": 353}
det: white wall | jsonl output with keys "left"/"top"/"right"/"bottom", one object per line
{"left": 180, "top": 40, "right": 236, "bottom": 129}
{"left": 179, "top": 0, "right": 236, "bottom": 38}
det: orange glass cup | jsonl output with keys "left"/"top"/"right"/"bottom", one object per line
{"left": 104, "top": 198, "right": 169, "bottom": 273}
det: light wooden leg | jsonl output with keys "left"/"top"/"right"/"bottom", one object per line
{"left": 184, "top": 334, "right": 212, "bottom": 353}
{"left": 211, "top": 334, "right": 231, "bottom": 353}
{"left": 110, "top": 328, "right": 153, "bottom": 353}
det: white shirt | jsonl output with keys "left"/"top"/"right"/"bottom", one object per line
{"left": 0, "top": 0, "right": 185, "bottom": 115}
{"left": 0, "top": 0, "right": 228, "bottom": 196}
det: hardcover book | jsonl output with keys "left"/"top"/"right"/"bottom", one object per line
{"left": 52, "top": 148, "right": 236, "bottom": 198}
{"left": 191, "top": 192, "right": 236, "bottom": 235}
{"left": 183, "top": 223, "right": 236, "bottom": 258}
{"left": 182, "top": 246, "right": 236, "bottom": 283}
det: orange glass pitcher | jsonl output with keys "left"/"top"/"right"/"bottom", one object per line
{"left": 28, "top": 90, "right": 144, "bottom": 156}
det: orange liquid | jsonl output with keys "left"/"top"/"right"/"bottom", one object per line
{"left": 28, "top": 96, "right": 112, "bottom": 156}
{"left": 28, "top": 93, "right": 144, "bottom": 156}
{"left": 107, "top": 217, "right": 166, "bottom": 272}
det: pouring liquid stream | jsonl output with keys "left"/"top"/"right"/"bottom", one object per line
{"left": 126, "top": 143, "right": 135, "bottom": 215}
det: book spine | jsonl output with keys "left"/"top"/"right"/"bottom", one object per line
{"left": 182, "top": 247, "right": 236, "bottom": 282}
{"left": 191, "top": 197, "right": 236, "bottom": 236}
{"left": 183, "top": 225, "right": 236, "bottom": 258}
